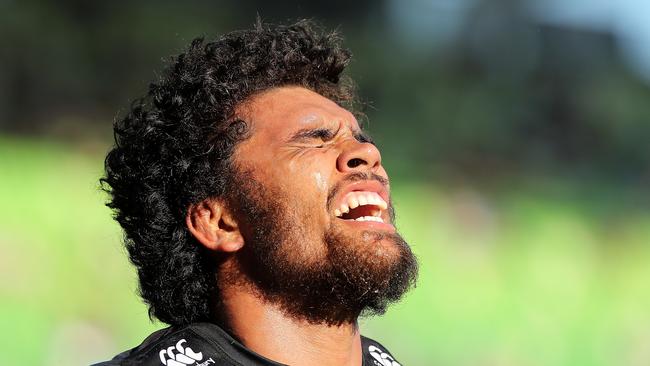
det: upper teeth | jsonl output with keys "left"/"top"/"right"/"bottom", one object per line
{"left": 334, "top": 191, "right": 388, "bottom": 217}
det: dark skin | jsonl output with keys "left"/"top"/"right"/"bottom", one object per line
{"left": 186, "top": 86, "right": 399, "bottom": 366}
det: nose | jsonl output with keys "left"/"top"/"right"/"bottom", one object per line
{"left": 336, "top": 140, "right": 382, "bottom": 173}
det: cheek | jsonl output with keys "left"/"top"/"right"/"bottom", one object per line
{"left": 312, "top": 171, "right": 327, "bottom": 192}
{"left": 284, "top": 151, "right": 335, "bottom": 193}
{"left": 305, "top": 161, "right": 335, "bottom": 197}
{"left": 269, "top": 162, "right": 332, "bottom": 202}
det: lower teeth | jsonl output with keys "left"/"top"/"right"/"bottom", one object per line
{"left": 354, "top": 216, "right": 383, "bottom": 223}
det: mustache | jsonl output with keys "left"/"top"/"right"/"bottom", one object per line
{"left": 326, "top": 172, "right": 389, "bottom": 210}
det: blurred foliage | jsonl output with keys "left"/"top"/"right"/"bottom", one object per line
{"left": 2, "top": 137, "right": 650, "bottom": 366}
{"left": 2, "top": 0, "right": 650, "bottom": 365}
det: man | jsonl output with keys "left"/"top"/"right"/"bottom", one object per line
{"left": 97, "top": 20, "right": 417, "bottom": 366}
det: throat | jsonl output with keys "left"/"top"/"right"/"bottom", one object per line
{"left": 219, "top": 284, "right": 363, "bottom": 366}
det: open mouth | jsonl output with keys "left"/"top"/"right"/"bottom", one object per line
{"left": 334, "top": 191, "right": 388, "bottom": 223}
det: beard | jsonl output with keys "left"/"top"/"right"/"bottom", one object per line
{"left": 224, "top": 169, "right": 418, "bottom": 326}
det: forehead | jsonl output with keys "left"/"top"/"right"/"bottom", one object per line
{"left": 237, "top": 86, "right": 360, "bottom": 138}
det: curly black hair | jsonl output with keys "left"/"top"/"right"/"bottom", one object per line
{"left": 101, "top": 20, "right": 358, "bottom": 325}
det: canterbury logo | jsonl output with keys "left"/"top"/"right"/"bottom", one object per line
{"left": 368, "top": 345, "right": 401, "bottom": 366}
{"left": 159, "top": 339, "right": 214, "bottom": 366}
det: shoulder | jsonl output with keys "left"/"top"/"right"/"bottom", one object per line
{"left": 90, "top": 323, "right": 242, "bottom": 366}
{"left": 361, "top": 335, "right": 403, "bottom": 366}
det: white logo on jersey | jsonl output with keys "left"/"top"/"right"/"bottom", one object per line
{"left": 159, "top": 339, "right": 213, "bottom": 366}
{"left": 368, "top": 345, "right": 401, "bottom": 366}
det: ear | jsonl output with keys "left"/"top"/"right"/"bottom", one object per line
{"left": 186, "top": 199, "right": 244, "bottom": 253}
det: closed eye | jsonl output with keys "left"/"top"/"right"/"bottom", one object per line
{"left": 310, "top": 128, "right": 335, "bottom": 141}
{"left": 287, "top": 127, "right": 336, "bottom": 144}
{"left": 354, "top": 131, "right": 375, "bottom": 145}
{"left": 287, "top": 127, "right": 374, "bottom": 146}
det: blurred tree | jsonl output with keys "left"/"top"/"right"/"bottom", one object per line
{"left": 0, "top": 0, "right": 648, "bottom": 187}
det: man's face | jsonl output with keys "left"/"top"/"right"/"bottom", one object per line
{"left": 226, "top": 86, "right": 417, "bottom": 325}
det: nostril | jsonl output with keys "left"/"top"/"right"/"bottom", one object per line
{"left": 347, "top": 158, "right": 366, "bottom": 168}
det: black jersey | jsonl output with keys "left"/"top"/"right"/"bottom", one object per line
{"left": 92, "top": 322, "right": 402, "bottom": 366}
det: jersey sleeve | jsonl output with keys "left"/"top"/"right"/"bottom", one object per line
{"left": 361, "top": 336, "right": 403, "bottom": 366}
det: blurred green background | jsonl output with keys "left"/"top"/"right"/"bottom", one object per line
{"left": 1, "top": 1, "right": 650, "bottom": 365}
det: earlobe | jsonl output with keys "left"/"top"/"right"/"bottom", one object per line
{"left": 186, "top": 199, "right": 244, "bottom": 253}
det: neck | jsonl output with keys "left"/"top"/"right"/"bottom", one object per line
{"left": 217, "top": 284, "right": 363, "bottom": 366}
